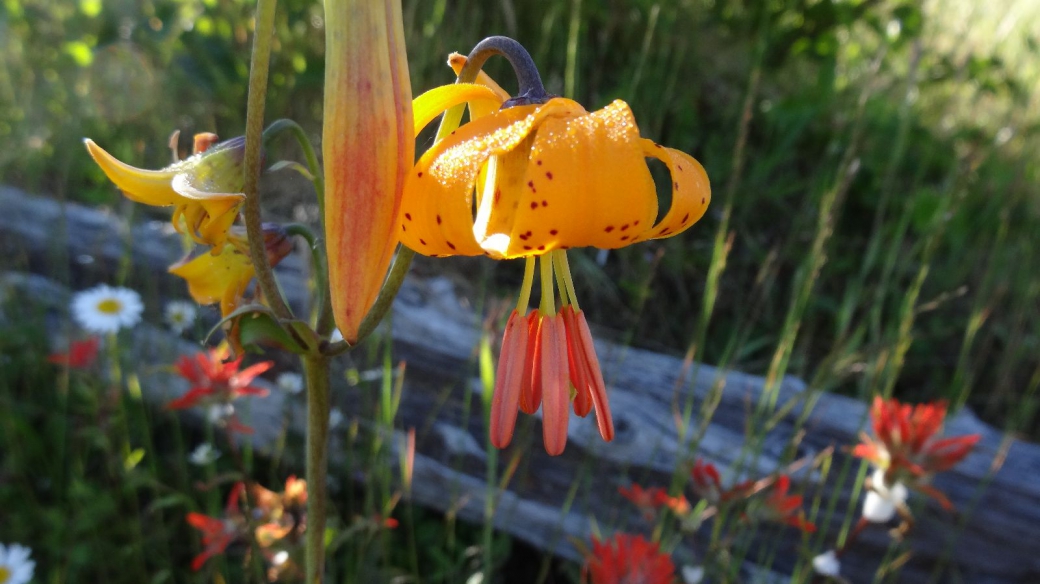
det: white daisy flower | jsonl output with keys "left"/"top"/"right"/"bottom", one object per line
{"left": 812, "top": 550, "right": 841, "bottom": 577}
{"left": 164, "top": 300, "right": 197, "bottom": 334}
{"left": 329, "top": 408, "right": 344, "bottom": 429}
{"left": 188, "top": 443, "right": 221, "bottom": 465}
{"left": 0, "top": 542, "right": 35, "bottom": 584}
{"left": 72, "top": 284, "right": 143, "bottom": 334}
{"left": 276, "top": 372, "right": 304, "bottom": 394}
{"left": 862, "top": 468, "right": 909, "bottom": 523}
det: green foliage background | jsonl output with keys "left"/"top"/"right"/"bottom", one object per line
{"left": 2, "top": 0, "right": 1038, "bottom": 429}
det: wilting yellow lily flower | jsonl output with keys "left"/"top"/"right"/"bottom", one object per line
{"left": 169, "top": 225, "right": 292, "bottom": 317}
{"left": 84, "top": 136, "right": 247, "bottom": 248}
{"left": 322, "top": 0, "right": 414, "bottom": 344}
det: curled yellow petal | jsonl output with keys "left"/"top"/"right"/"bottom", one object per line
{"left": 632, "top": 139, "right": 711, "bottom": 242}
{"left": 447, "top": 53, "right": 511, "bottom": 120}
{"left": 412, "top": 83, "right": 504, "bottom": 135}
{"left": 84, "top": 139, "right": 182, "bottom": 206}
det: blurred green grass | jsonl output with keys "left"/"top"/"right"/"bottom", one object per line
{"left": 8, "top": 0, "right": 1029, "bottom": 429}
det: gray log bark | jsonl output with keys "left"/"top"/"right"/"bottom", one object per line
{"left": 2, "top": 186, "right": 1037, "bottom": 583}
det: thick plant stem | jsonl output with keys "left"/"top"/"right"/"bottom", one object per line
{"left": 243, "top": 0, "right": 291, "bottom": 320}
{"left": 303, "top": 354, "right": 331, "bottom": 584}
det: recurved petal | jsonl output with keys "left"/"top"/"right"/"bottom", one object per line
{"left": 539, "top": 314, "right": 571, "bottom": 456}
{"left": 413, "top": 83, "right": 505, "bottom": 134}
{"left": 633, "top": 139, "right": 710, "bottom": 243}
{"left": 505, "top": 99, "right": 657, "bottom": 258}
{"left": 448, "top": 53, "right": 512, "bottom": 120}
{"left": 168, "top": 244, "right": 255, "bottom": 316}
{"left": 490, "top": 310, "right": 529, "bottom": 449}
{"left": 399, "top": 102, "right": 571, "bottom": 257}
{"left": 84, "top": 139, "right": 183, "bottom": 206}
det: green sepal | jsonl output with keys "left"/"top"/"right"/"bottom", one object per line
{"left": 206, "top": 303, "right": 320, "bottom": 356}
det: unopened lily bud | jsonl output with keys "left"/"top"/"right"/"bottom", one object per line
{"left": 323, "top": 0, "right": 414, "bottom": 344}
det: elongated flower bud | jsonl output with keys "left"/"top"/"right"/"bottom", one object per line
{"left": 323, "top": 0, "right": 413, "bottom": 343}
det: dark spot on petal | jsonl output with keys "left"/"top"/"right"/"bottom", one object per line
{"left": 677, "top": 165, "right": 683, "bottom": 172}
{"left": 401, "top": 224, "right": 406, "bottom": 231}
{"left": 682, "top": 213, "right": 690, "bottom": 223}
{"left": 523, "top": 245, "right": 532, "bottom": 250}
{"left": 404, "top": 213, "right": 412, "bottom": 221}
{"left": 446, "top": 241, "right": 456, "bottom": 250}
{"left": 417, "top": 171, "right": 423, "bottom": 178}
{"left": 530, "top": 201, "right": 538, "bottom": 209}
{"left": 494, "top": 189, "right": 501, "bottom": 204}
{"left": 654, "top": 143, "right": 663, "bottom": 148}
{"left": 519, "top": 233, "right": 528, "bottom": 240}
{"left": 436, "top": 215, "right": 442, "bottom": 225}
{"left": 620, "top": 235, "right": 630, "bottom": 241}
{"left": 550, "top": 229, "right": 558, "bottom": 235}
{"left": 634, "top": 220, "right": 640, "bottom": 225}
{"left": 419, "top": 239, "right": 427, "bottom": 246}
{"left": 528, "top": 181, "right": 536, "bottom": 192}
{"left": 525, "top": 231, "right": 532, "bottom": 237}
{"left": 701, "top": 198, "right": 706, "bottom": 204}
{"left": 536, "top": 160, "right": 542, "bottom": 165}
{"left": 605, "top": 226, "right": 614, "bottom": 233}
{"left": 537, "top": 245, "right": 545, "bottom": 251}
{"left": 621, "top": 224, "right": 629, "bottom": 231}
{"left": 673, "top": 181, "right": 679, "bottom": 190}
{"left": 546, "top": 171, "right": 553, "bottom": 180}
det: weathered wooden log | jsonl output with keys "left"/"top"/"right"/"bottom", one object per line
{"left": 3, "top": 185, "right": 1038, "bottom": 583}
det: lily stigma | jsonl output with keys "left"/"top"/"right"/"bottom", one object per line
{"left": 401, "top": 37, "right": 711, "bottom": 455}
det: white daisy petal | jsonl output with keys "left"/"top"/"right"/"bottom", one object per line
{"left": 0, "top": 542, "right": 36, "bottom": 584}
{"left": 72, "top": 284, "right": 143, "bottom": 334}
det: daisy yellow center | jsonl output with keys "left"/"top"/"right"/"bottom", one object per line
{"left": 0, "top": 566, "right": 11, "bottom": 583}
{"left": 96, "top": 298, "right": 123, "bottom": 314}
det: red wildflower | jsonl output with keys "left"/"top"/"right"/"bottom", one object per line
{"left": 47, "top": 336, "right": 100, "bottom": 369}
{"left": 585, "top": 533, "right": 675, "bottom": 584}
{"left": 690, "top": 459, "right": 724, "bottom": 503}
{"left": 168, "top": 345, "right": 273, "bottom": 409}
{"left": 760, "top": 475, "right": 816, "bottom": 533}
{"left": 186, "top": 483, "right": 245, "bottom": 570}
{"left": 853, "top": 397, "right": 980, "bottom": 482}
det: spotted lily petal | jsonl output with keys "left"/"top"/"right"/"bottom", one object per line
{"left": 632, "top": 139, "right": 711, "bottom": 243}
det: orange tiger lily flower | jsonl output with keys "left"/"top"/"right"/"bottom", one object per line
{"left": 406, "top": 40, "right": 710, "bottom": 455}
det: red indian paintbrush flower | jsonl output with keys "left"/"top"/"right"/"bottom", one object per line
{"left": 186, "top": 483, "right": 246, "bottom": 570}
{"left": 167, "top": 345, "right": 272, "bottom": 410}
{"left": 759, "top": 475, "right": 816, "bottom": 533}
{"left": 47, "top": 336, "right": 100, "bottom": 369}
{"left": 853, "top": 397, "right": 979, "bottom": 508}
{"left": 585, "top": 533, "right": 676, "bottom": 584}
{"left": 323, "top": 0, "right": 414, "bottom": 344}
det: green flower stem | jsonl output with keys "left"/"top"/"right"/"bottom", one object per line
{"left": 285, "top": 223, "right": 333, "bottom": 334}
{"left": 243, "top": 0, "right": 291, "bottom": 320}
{"left": 302, "top": 354, "right": 331, "bottom": 584}
{"left": 325, "top": 246, "right": 416, "bottom": 354}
